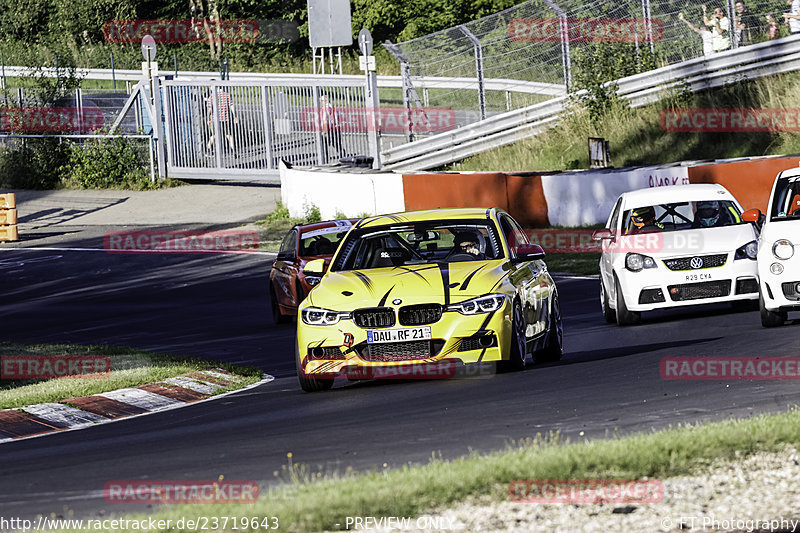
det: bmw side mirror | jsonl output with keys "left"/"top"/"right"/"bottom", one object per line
{"left": 303, "top": 258, "right": 325, "bottom": 276}
{"left": 513, "top": 243, "right": 545, "bottom": 263}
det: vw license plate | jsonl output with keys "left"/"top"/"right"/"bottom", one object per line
{"left": 367, "top": 326, "right": 432, "bottom": 344}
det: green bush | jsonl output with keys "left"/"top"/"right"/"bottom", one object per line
{"left": 61, "top": 136, "right": 152, "bottom": 189}
{"left": 0, "top": 138, "right": 70, "bottom": 189}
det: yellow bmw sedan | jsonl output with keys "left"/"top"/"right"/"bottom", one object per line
{"left": 295, "top": 208, "right": 563, "bottom": 391}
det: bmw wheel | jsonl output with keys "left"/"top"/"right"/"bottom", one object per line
{"left": 500, "top": 299, "right": 527, "bottom": 372}
{"left": 296, "top": 342, "right": 334, "bottom": 392}
{"left": 270, "top": 283, "right": 291, "bottom": 325}
{"left": 535, "top": 292, "right": 563, "bottom": 363}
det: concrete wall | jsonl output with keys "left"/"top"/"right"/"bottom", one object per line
{"left": 279, "top": 166, "right": 405, "bottom": 220}
{"left": 280, "top": 155, "right": 800, "bottom": 226}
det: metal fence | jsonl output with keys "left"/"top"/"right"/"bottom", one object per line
{"left": 386, "top": 0, "right": 790, "bottom": 137}
{"left": 160, "top": 79, "right": 376, "bottom": 179}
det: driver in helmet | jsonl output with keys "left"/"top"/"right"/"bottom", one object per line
{"left": 630, "top": 205, "right": 663, "bottom": 232}
{"left": 693, "top": 201, "right": 723, "bottom": 228}
{"left": 452, "top": 230, "right": 484, "bottom": 258}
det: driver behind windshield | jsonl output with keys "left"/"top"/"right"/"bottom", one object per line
{"left": 452, "top": 231, "right": 484, "bottom": 259}
{"left": 693, "top": 201, "right": 724, "bottom": 228}
{"left": 630, "top": 206, "right": 663, "bottom": 232}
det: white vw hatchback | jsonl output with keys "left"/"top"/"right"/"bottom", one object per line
{"left": 742, "top": 167, "right": 800, "bottom": 327}
{"left": 594, "top": 184, "right": 759, "bottom": 326}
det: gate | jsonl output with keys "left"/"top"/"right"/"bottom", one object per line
{"left": 161, "top": 79, "right": 378, "bottom": 180}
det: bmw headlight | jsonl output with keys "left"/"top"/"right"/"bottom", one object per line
{"left": 772, "top": 239, "right": 794, "bottom": 260}
{"left": 447, "top": 294, "right": 506, "bottom": 315}
{"left": 625, "top": 253, "right": 657, "bottom": 272}
{"left": 301, "top": 307, "right": 349, "bottom": 325}
{"left": 734, "top": 240, "right": 758, "bottom": 260}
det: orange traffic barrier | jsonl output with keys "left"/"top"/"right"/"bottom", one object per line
{"left": 0, "top": 192, "right": 18, "bottom": 241}
{"left": 0, "top": 193, "right": 15, "bottom": 209}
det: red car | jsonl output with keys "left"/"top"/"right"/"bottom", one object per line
{"left": 269, "top": 219, "right": 358, "bottom": 324}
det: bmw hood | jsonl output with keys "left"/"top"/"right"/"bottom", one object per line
{"left": 306, "top": 260, "right": 511, "bottom": 310}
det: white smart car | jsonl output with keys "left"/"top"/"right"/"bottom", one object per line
{"left": 593, "top": 184, "right": 759, "bottom": 326}
{"left": 742, "top": 167, "right": 800, "bottom": 327}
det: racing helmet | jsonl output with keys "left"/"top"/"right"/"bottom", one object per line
{"left": 630, "top": 206, "right": 656, "bottom": 228}
{"left": 453, "top": 230, "right": 484, "bottom": 254}
{"left": 696, "top": 201, "right": 721, "bottom": 227}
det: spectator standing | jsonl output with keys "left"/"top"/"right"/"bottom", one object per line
{"left": 703, "top": 4, "right": 731, "bottom": 51}
{"left": 766, "top": 13, "right": 780, "bottom": 38}
{"left": 206, "top": 83, "right": 238, "bottom": 153}
{"left": 784, "top": 0, "right": 800, "bottom": 34}
{"left": 679, "top": 11, "right": 715, "bottom": 56}
{"left": 734, "top": 2, "right": 759, "bottom": 45}
{"left": 319, "top": 94, "right": 342, "bottom": 162}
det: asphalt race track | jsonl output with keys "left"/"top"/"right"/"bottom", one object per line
{"left": 1, "top": 248, "right": 799, "bottom": 521}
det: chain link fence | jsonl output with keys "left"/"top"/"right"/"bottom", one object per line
{"left": 386, "top": 0, "right": 790, "bottom": 138}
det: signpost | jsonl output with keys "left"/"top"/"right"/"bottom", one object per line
{"left": 141, "top": 35, "right": 166, "bottom": 179}
{"left": 358, "top": 28, "right": 380, "bottom": 169}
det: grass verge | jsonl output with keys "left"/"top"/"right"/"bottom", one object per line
{"left": 0, "top": 342, "right": 263, "bottom": 409}
{"left": 544, "top": 253, "right": 600, "bottom": 276}
{"left": 50, "top": 408, "right": 800, "bottom": 532}
{"left": 448, "top": 72, "right": 800, "bottom": 172}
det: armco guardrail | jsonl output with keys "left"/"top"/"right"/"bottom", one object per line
{"left": 0, "top": 66, "right": 566, "bottom": 97}
{"left": 383, "top": 35, "right": 800, "bottom": 171}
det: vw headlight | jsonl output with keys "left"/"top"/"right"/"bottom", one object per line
{"left": 301, "top": 307, "right": 348, "bottom": 325}
{"left": 625, "top": 253, "right": 657, "bottom": 272}
{"left": 772, "top": 239, "right": 794, "bottom": 260}
{"left": 734, "top": 240, "right": 758, "bottom": 260}
{"left": 447, "top": 294, "right": 506, "bottom": 315}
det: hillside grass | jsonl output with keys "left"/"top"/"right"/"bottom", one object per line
{"left": 449, "top": 72, "right": 800, "bottom": 172}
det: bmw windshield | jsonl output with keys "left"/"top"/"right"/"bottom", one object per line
{"left": 330, "top": 220, "right": 504, "bottom": 271}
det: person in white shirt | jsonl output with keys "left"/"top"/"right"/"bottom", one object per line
{"left": 783, "top": 0, "right": 800, "bottom": 33}
{"left": 679, "top": 11, "right": 715, "bottom": 56}
{"left": 702, "top": 4, "right": 731, "bottom": 51}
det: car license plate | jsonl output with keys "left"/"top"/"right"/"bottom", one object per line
{"left": 367, "top": 326, "right": 432, "bottom": 343}
{"left": 685, "top": 273, "right": 712, "bottom": 281}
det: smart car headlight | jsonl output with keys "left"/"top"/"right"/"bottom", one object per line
{"left": 447, "top": 294, "right": 506, "bottom": 315}
{"left": 301, "top": 307, "right": 349, "bottom": 325}
{"left": 625, "top": 253, "right": 657, "bottom": 272}
{"left": 305, "top": 276, "right": 322, "bottom": 287}
{"left": 734, "top": 240, "right": 758, "bottom": 260}
{"left": 772, "top": 239, "right": 794, "bottom": 260}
